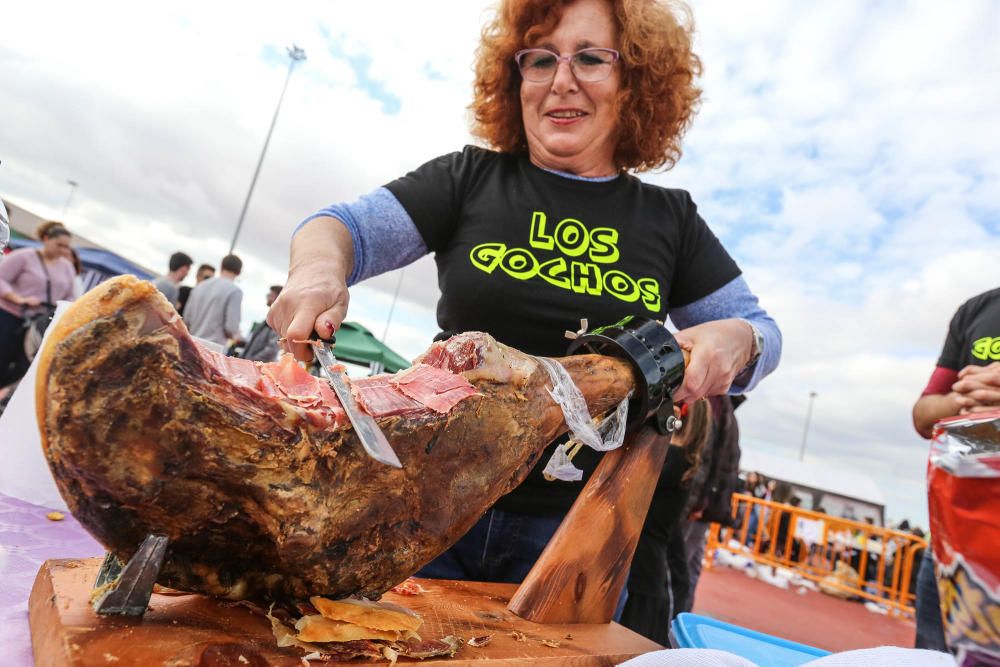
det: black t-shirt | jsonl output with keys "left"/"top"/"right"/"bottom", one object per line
{"left": 385, "top": 146, "right": 741, "bottom": 514}
{"left": 938, "top": 288, "right": 1000, "bottom": 371}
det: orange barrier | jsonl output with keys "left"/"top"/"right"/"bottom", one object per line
{"left": 705, "top": 494, "right": 928, "bottom": 617}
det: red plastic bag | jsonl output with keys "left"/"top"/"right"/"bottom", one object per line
{"left": 929, "top": 410, "right": 1000, "bottom": 662}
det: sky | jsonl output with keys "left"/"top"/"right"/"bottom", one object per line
{"left": 2, "top": 0, "right": 999, "bottom": 527}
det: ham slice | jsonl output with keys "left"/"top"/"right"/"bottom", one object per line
{"left": 351, "top": 376, "right": 425, "bottom": 417}
{"left": 415, "top": 336, "right": 481, "bottom": 372}
{"left": 390, "top": 364, "right": 480, "bottom": 414}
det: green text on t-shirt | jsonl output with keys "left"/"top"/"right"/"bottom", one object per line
{"left": 469, "top": 211, "right": 661, "bottom": 312}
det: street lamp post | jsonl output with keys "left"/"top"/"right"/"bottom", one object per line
{"left": 798, "top": 391, "right": 818, "bottom": 461}
{"left": 381, "top": 269, "right": 406, "bottom": 344}
{"left": 229, "top": 44, "right": 306, "bottom": 254}
{"left": 62, "top": 179, "right": 79, "bottom": 218}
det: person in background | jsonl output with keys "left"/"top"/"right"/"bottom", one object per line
{"left": 183, "top": 255, "right": 243, "bottom": 350}
{"left": 239, "top": 285, "right": 284, "bottom": 362}
{"left": 0, "top": 221, "right": 76, "bottom": 387}
{"left": 910, "top": 287, "right": 1000, "bottom": 652}
{"left": 178, "top": 263, "right": 216, "bottom": 316}
{"left": 743, "top": 471, "right": 764, "bottom": 499}
{"left": 742, "top": 471, "right": 767, "bottom": 546}
{"left": 767, "top": 485, "right": 803, "bottom": 562}
{"left": 195, "top": 263, "right": 216, "bottom": 283}
{"left": 681, "top": 394, "right": 744, "bottom": 613}
{"left": 152, "top": 251, "right": 193, "bottom": 309}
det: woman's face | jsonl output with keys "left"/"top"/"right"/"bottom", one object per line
{"left": 519, "top": 0, "right": 621, "bottom": 177}
{"left": 43, "top": 233, "right": 72, "bottom": 260}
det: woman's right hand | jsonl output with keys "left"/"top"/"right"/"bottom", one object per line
{"left": 266, "top": 217, "right": 356, "bottom": 361}
{"left": 21, "top": 295, "right": 42, "bottom": 308}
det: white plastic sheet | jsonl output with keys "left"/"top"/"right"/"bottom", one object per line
{"left": 538, "top": 357, "right": 631, "bottom": 482}
{"left": 0, "top": 302, "right": 73, "bottom": 509}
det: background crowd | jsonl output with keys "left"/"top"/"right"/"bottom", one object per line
{"left": 0, "top": 225, "right": 284, "bottom": 412}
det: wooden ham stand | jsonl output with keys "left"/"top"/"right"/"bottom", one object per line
{"left": 509, "top": 423, "right": 669, "bottom": 625}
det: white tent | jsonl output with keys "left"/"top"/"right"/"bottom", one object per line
{"left": 740, "top": 448, "right": 886, "bottom": 525}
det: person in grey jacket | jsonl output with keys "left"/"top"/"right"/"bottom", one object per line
{"left": 183, "top": 254, "right": 243, "bottom": 348}
{"left": 240, "top": 285, "right": 283, "bottom": 362}
{"left": 151, "top": 251, "right": 192, "bottom": 308}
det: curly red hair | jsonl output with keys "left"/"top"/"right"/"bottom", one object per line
{"left": 471, "top": 0, "right": 702, "bottom": 172}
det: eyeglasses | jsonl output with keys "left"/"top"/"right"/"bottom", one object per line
{"left": 514, "top": 47, "right": 620, "bottom": 83}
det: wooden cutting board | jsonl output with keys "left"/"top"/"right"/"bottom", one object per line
{"left": 30, "top": 558, "right": 661, "bottom": 666}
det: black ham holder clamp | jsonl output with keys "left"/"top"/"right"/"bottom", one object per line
{"left": 566, "top": 315, "right": 686, "bottom": 434}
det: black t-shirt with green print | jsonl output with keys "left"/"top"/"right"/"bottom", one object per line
{"left": 385, "top": 146, "right": 741, "bottom": 514}
{"left": 385, "top": 146, "right": 740, "bottom": 358}
{"left": 938, "top": 287, "right": 1000, "bottom": 370}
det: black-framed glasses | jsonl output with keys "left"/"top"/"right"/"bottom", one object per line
{"left": 514, "top": 47, "right": 620, "bottom": 83}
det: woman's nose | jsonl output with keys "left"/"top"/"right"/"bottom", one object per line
{"left": 550, "top": 59, "right": 579, "bottom": 94}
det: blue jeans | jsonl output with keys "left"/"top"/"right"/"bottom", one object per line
{"left": 417, "top": 508, "right": 628, "bottom": 620}
{"left": 745, "top": 506, "right": 760, "bottom": 546}
{"left": 418, "top": 508, "right": 563, "bottom": 584}
{"left": 914, "top": 550, "right": 948, "bottom": 651}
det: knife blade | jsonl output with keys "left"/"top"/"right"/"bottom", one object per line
{"left": 312, "top": 340, "right": 403, "bottom": 469}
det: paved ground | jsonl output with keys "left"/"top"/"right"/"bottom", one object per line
{"left": 692, "top": 565, "right": 916, "bottom": 653}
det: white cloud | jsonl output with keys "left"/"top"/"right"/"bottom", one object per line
{"left": 2, "top": 0, "right": 998, "bottom": 525}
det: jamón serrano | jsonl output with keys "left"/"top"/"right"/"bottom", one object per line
{"left": 35, "top": 276, "right": 635, "bottom": 600}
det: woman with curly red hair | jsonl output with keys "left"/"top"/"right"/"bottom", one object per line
{"left": 270, "top": 0, "right": 780, "bottom": 596}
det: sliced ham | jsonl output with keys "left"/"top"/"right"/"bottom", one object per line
{"left": 351, "top": 376, "right": 426, "bottom": 417}
{"left": 390, "top": 364, "right": 480, "bottom": 414}
{"left": 415, "top": 336, "right": 482, "bottom": 372}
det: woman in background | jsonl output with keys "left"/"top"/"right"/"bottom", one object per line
{"left": 0, "top": 221, "right": 76, "bottom": 388}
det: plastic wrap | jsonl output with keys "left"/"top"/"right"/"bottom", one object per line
{"left": 538, "top": 357, "right": 631, "bottom": 482}
{"left": 928, "top": 410, "right": 1000, "bottom": 664}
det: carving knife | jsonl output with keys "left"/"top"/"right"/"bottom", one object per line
{"left": 311, "top": 338, "right": 403, "bottom": 469}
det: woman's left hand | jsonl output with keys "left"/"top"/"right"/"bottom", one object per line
{"left": 673, "top": 318, "right": 754, "bottom": 402}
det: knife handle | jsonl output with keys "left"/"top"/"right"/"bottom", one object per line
{"left": 308, "top": 331, "right": 337, "bottom": 346}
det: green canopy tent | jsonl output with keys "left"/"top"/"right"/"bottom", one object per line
{"left": 334, "top": 321, "right": 411, "bottom": 374}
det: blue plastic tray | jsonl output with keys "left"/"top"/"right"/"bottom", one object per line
{"left": 670, "top": 613, "right": 831, "bottom": 667}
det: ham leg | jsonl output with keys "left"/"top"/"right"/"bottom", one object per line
{"left": 35, "top": 276, "right": 635, "bottom": 601}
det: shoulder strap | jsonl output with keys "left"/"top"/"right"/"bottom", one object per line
{"left": 35, "top": 250, "right": 52, "bottom": 306}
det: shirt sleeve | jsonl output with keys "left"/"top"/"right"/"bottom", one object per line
{"left": 0, "top": 249, "right": 29, "bottom": 297}
{"left": 668, "top": 191, "right": 742, "bottom": 308}
{"left": 384, "top": 146, "right": 486, "bottom": 252}
{"left": 921, "top": 366, "right": 959, "bottom": 397}
{"left": 296, "top": 187, "right": 428, "bottom": 286}
{"left": 224, "top": 289, "right": 243, "bottom": 339}
{"left": 669, "top": 275, "right": 782, "bottom": 394}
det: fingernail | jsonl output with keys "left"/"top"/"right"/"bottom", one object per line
{"left": 323, "top": 320, "right": 335, "bottom": 334}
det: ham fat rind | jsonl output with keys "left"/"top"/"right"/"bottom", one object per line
{"left": 36, "top": 276, "right": 635, "bottom": 600}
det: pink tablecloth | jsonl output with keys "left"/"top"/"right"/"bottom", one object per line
{"left": 0, "top": 491, "right": 102, "bottom": 666}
